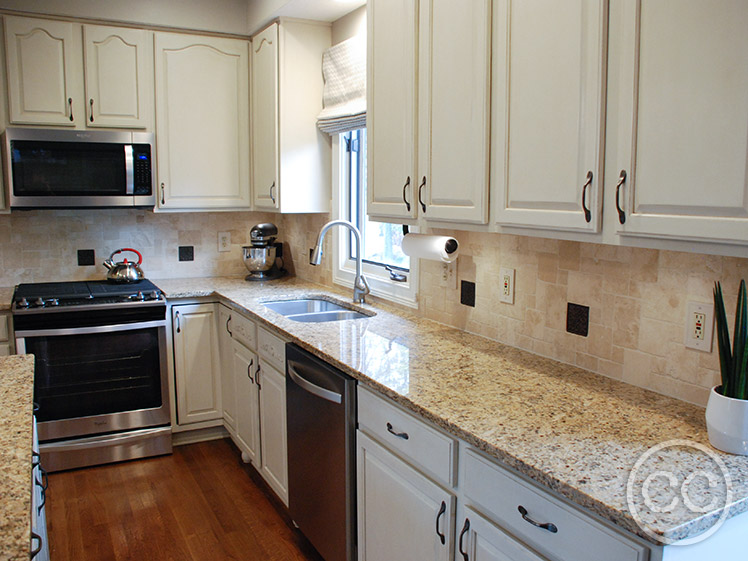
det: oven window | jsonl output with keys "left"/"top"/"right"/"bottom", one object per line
{"left": 11, "top": 140, "right": 126, "bottom": 196}
{"left": 28, "top": 327, "right": 163, "bottom": 422}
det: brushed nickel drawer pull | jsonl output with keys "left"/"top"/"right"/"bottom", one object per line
{"left": 386, "top": 422, "right": 409, "bottom": 440}
{"left": 518, "top": 505, "right": 558, "bottom": 533}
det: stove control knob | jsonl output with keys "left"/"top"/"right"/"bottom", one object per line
{"left": 34, "top": 298, "right": 45, "bottom": 307}
{"left": 16, "top": 298, "right": 28, "bottom": 308}
{"left": 136, "top": 291, "right": 145, "bottom": 301}
{"left": 150, "top": 290, "right": 160, "bottom": 300}
{"left": 47, "top": 298, "right": 60, "bottom": 307}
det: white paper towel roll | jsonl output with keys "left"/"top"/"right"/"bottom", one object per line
{"left": 401, "top": 233, "right": 459, "bottom": 263}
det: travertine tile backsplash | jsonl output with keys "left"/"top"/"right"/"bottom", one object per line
{"left": 284, "top": 216, "right": 748, "bottom": 407}
{"left": 0, "top": 209, "right": 281, "bottom": 284}
{"left": 4, "top": 209, "right": 747, "bottom": 407}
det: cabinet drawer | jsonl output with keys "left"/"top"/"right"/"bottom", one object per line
{"left": 257, "top": 325, "right": 285, "bottom": 372}
{"left": 463, "top": 449, "right": 649, "bottom": 561}
{"left": 358, "top": 386, "right": 456, "bottom": 488}
{"left": 0, "top": 314, "right": 9, "bottom": 342}
{"left": 230, "top": 311, "right": 256, "bottom": 350}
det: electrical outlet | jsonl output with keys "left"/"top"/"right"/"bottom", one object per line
{"left": 218, "top": 232, "right": 231, "bottom": 252}
{"left": 684, "top": 301, "right": 713, "bottom": 352}
{"left": 499, "top": 267, "right": 515, "bottom": 304}
{"left": 440, "top": 261, "right": 457, "bottom": 290}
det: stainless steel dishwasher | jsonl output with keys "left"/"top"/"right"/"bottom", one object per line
{"left": 286, "top": 343, "right": 356, "bottom": 561}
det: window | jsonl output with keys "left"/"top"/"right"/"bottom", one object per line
{"left": 332, "top": 129, "right": 418, "bottom": 307}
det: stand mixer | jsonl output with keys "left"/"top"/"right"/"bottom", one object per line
{"left": 242, "top": 223, "right": 287, "bottom": 281}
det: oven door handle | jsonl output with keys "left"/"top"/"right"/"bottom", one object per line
{"left": 15, "top": 320, "right": 166, "bottom": 338}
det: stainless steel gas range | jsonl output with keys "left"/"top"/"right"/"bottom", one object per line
{"left": 12, "top": 280, "right": 171, "bottom": 472}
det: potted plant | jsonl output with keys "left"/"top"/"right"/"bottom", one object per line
{"left": 706, "top": 280, "right": 748, "bottom": 455}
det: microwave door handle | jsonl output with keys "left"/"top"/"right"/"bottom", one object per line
{"left": 124, "top": 145, "right": 134, "bottom": 195}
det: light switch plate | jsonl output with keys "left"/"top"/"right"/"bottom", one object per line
{"left": 684, "top": 301, "right": 714, "bottom": 352}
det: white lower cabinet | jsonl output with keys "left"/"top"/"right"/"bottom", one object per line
{"left": 214, "top": 306, "right": 288, "bottom": 505}
{"left": 171, "top": 303, "right": 222, "bottom": 425}
{"left": 357, "top": 386, "right": 651, "bottom": 561}
{"left": 258, "top": 359, "right": 288, "bottom": 504}
{"left": 357, "top": 430, "right": 454, "bottom": 561}
{"left": 231, "top": 339, "right": 261, "bottom": 466}
{"left": 458, "top": 506, "right": 547, "bottom": 561}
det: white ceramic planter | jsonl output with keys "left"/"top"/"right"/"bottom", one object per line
{"left": 705, "top": 386, "right": 748, "bottom": 455}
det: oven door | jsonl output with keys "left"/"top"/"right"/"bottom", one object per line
{"left": 16, "top": 320, "right": 170, "bottom": 442}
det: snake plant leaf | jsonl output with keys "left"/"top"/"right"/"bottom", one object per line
{"left": 714, "top": 282, "right": 732, "bottom": 396}
{"left": 734, "top": 280, "right": 748, "bottom": 400}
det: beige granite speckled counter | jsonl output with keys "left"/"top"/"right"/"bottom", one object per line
{"left": 159, "top": 276, "right": 748, "bottom": 545}
{"left": 0, "top": 354, "right": 35, "bottom": 561}
{"left": 0, "top": 287, "right": 13, "bottom": 312}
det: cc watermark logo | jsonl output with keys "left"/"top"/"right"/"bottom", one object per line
{"left": 626, "top": 440, "right": 732, "bottom": 545}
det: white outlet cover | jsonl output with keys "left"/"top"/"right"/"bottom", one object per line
{"left": 218, "top": 231, "right": 231, "bottom": 252}
{"left": 499, "top": 267, "right": 515, "bottom": 304}
{"left": 684, "top": 301, "right": 714, "bottom": 352}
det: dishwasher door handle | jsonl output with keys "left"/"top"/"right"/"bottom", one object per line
{"left": 288, "top": 360, "right": 343, "bottom": 404}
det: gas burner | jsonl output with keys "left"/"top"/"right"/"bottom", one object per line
{"left": 12, "top": 280, "right": 165, "bottom": 314}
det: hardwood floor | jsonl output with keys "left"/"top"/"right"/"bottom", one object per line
{"left": 46, "top": 438, "right": 325, "bottom": 561}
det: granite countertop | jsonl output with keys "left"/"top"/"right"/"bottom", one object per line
{"left": 0, "top": 354, "right": 36, "bottom": 561}
{"left": 160, "top": 276, "right": 748, "bottom": 545}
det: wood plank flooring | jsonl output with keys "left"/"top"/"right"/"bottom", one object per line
{"left": 46, "top": 438, "right": 324, "bottom": 561}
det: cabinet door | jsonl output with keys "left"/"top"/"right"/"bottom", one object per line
{"left": 458, "top": 507, "right": 548, "bottom": 561}
{"left": 357, "top": 431, "right": 453, "bottom": 561}
{"left": 492, "top": 0, "right": 606, "bottom": 232}
{"left": 251, "top": 23, "right": 280, "bottom": 211}
{"left": 83, "top": 25, "right": 152, "bottom": 129}
{"left": 367, "top": 0, "right": 418, "bottom": 221}
{"left": 419, "top": 0, "right": 491, "bottom": 224}
{"left": 218, "top": 305, "right": 236, "bottom": 433}
{"left": 232, "top": 340, "right": 261, "bottom": 465}
{"left": 155, "top": 33, "right": 250, "bottom": 209}
{"left": 258, "top": 360, "right": 288, "bottom": 505}
{"left": 610, "top": 0, "right": 748, "bottom": 245}
{"left": 172, "top": 304, "right": 222, "bottom": 425}
{"left": 4, "top": 16, "right": 81, "bottom": 126}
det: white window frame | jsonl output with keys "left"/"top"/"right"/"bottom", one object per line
{"left": 331, "top": 133, "right": 419, "bottom": 308}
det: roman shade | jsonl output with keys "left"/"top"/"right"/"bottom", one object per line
{"left": 316, "top": 34, "right": 366, "bottom": 134}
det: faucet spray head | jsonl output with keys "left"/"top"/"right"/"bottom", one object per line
{"left": 310, "top": 245, "right": 322, "bottom": 265}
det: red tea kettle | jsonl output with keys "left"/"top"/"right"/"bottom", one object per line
{"left": 103, "top": 248, "right": 146, "bottom": 283}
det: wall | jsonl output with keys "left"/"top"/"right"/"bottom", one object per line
{"left": 0, "top": 0, "right": 250, "bottom": 35}
{"left": 331, "top": 5, "right": 366, "bottom": 44}
{"left": 284, "top": 214, "right": 748, "bottom": 408}
{"left": 0, "top": 209, "right": 283, "bottom": 284}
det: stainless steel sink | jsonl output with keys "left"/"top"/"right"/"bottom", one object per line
{"left": 263, "top": 298, "right": 372, "bottom": 322}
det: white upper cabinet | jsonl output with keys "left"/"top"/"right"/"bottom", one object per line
{"left": 251, "top": 23, "right": 280, "bottom": 210}
{"left": 4, "top": 17, "right": 81, "bottom": 126}
{"left": 608, "top": 0, "right": 748, "bottom": 246}
{"left": 155, "top": 32, "right": 250, "bottom": 209}
{"left": 492, "top": 0, "right": 607, "bottom": 232}
{"left": 418, "top": 0, "right": 491, "bottom": 223}
{"left": 367, "top": 0, "right": 491, "bottom": 224}
{"left": 83, "top": 25, "right": 152, "bottom": 128}
{"left": 250, "top": 20, "right": 331, "bottom": 213}
{"left": 4, "top": 16, "right": 152, "bottom": 129}
{"left": 367, "top": 0, "right": 418, "bottom": 221}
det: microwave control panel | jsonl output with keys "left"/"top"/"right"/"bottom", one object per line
{"left": 132, "top": 145, "right": 152, "bottom": 195}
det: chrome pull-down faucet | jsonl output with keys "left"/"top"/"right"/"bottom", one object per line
{"left": 309, "top": 219, "right": 370, "bottom": 304}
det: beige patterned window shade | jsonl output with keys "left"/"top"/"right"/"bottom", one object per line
{"left": 317, "top": 34, "right": 366, "bottom": 134}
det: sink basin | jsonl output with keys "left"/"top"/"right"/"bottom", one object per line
{"left": 263, "top": 298, "right": 372, "bottom": 322}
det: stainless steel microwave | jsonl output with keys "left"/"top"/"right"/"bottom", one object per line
{"left": 2, "top": 127, "right": 155, "bottom": 208}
